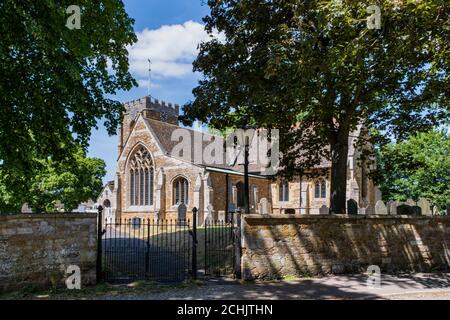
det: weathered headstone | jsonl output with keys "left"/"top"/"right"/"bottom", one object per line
{"left": 358, "top": 207, "right": 367, "bottom": 215}
{"left": 366, "top": 206, "right": 375, "bottom": 215}
{"left": 397, "top": 204, "right": 421, "bottom": 215}
{"left": 412, "top": 206, "right": 422, "bottom": 215}
{"left": 347, "top": 199, "right": 358, "bottom": 215}
{"left": 387, "top": 200, "right": 398, "bottom": 215}
{"left": 177, "top": 203, "right": 187, "bottom": 221}
{"left": 406, "top": 198, "right": 416, "bottom": 206}
{"left": 432, "top": 205, "right": 438, "bottom": 216}
{"left": 260, "top": 198, "right": 269, "bottom": 215}
{"left": 132, "top": 217, "right": 141, "bottom": 229}
{"left": 375, "top": 200, "right": 388, "bottom": 215}
{"left": 206, "top": 204, "right": 214, "bottom": 221}
{"left": 397, "top": 204, "right": 412, "bottom": 215}
{"left": 319, "top": 205, "right": 329, "bottom": 215}
{"left": 418, "top": 198, "right": 432, "bottom": 216}
{"left": 218, "top": 210, "right": 226, "bottom": 221}
{"left": 155, "top": 210, "right": 161, "bottom": 222}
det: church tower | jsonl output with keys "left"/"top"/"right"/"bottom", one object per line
{"left": 118, "top": 96, "right": 180, "bottom": 155}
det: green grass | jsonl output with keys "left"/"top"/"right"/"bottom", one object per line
{"left": 282, "top": 275, "right": 300, "bottom": 282}
{"left": 0, "top": 279, "right": 205, "bottom": 300}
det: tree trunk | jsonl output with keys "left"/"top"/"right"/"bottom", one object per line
{"left": 329, "top": 132, "right": 349, "bottom": 214}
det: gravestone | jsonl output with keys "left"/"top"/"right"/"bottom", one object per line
{"left": 418, "top": 198, "right": 432, "bottom": 216}
{"left": 366, "top": 206, "right": 376, "bottom": 215}
{"left": 260, "top": 198, "right": 269, "bottom": 215}
{"left": 358, "top": 207, "right": 366, "bottom": 215}
{"left": 387, "top": 200, "right": 397, "bottom": 215}
{"left": 432, "top": 206, "right": 439, "bottom": 216}
{"left": 397, "top": 204, "right": 421, "bottom": 216}
{"left": 155, "top": 210, "right": 161, "bottom": 222}
{"left": 177, "top": 203, "right": 187, "bottom": 221}
{"left": 375, "top": 200, "right": 388, "bottom": 215}
{"left": 206, "top": 204, "right": 215, "bottom": 222}
{"left": 132, "top": 217, "right": 141, "bottom": 230}
{"left": 406, "top": 199, "right": 416, "bottom": 206}
{"left": 218, "top": 210, "right": 226, "bottom": 221}
{"left": 319, "top": 205, "right": 329, "bottom": 215}
{"left": 412, "top": 206, "right": 422, "bottom": 215}
{"left": 347, "top": 199, "right": 358, "bottom": 215}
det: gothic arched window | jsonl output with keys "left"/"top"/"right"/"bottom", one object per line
{"left": 173, "top": 177, "right": 189, "bottom": 205}
{"left": 314, "top": 178, "right": 327, "bottom": 199}
{"left": 129, "top": 147, "right": 154, "bottom": 206}
{"left": 279, "top": 181, "right": 289, "bottom": 202}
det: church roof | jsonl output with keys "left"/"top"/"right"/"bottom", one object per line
{"left": 144, "top": 118, "right": 270, "bottom": 176}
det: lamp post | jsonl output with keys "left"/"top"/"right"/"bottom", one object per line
{"left": 236, "top": 124, "right": 252, "bottom": 215}
{"left": 243, "top": 135, "right": 250, "bottom": 214}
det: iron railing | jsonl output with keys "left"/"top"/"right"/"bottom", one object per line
{"left": 102, "top": 217, "right": 192, "bottom": 283}
{"left": 98, "top": 207, "right": 238, "bottom": 283}
{"left": 204, "top": 219, "right": 235, "bottom": 277}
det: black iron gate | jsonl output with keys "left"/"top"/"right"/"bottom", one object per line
{"left": 98, "top": 207, "right": 239, "bottom": 283}
{"left": 101, "top": 218, "right": 192, "bottom": 282}
{"left": 203, "top": 219, "right": 235, "bottom": 277}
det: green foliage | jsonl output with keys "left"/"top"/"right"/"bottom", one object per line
{"left": 0, "top": 147, "right": 106, "bottom": 213}
{"left": 375, "top": 130, "right": 450, "bottom": 209}
{"left": 182, "top": 0, "right": 449, "bottom": 213}
{"left": 0, "top": 0, "right": 137, "bottom": 176}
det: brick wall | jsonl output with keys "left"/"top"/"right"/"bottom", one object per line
{"left": 241, "top": 215, "right": 450, "bottom": 279}
{"left": 0, "top": 214, "right": 97, "bottom": 293}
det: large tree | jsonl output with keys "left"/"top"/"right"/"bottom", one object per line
{"left": 0, "top": 146, "right": 106, "bottom": 213}
{"left": 0, "top": 1, "right": 136, "bottom": 179}
{"left": 182, "top": 0, "right": 449, "bottom": 213}
{"left": 375, "top": 129, "right": 450, "bottom": 209}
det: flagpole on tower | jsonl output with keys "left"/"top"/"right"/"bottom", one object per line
{"left": 147, "top": 58, "right": 152, "bottom": 98}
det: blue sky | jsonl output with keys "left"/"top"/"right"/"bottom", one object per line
{"left": 88, "top": 0, "right": 211, "bottom": 183}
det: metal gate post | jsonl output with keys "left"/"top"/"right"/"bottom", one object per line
{"left": 145, "top": 218, "right": 150, "bottom": 277}
{"left": 96, "top": 205, "right": 103, "bottom": 283}
{"left": 192, "top": 207, "right": 198, "bottom": 280}
{"left": 234, "top": 210, "right": 242, "bottom": 279}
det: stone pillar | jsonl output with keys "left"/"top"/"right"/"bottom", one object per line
{"left": 300, "top": 177, "right": 309, "bottom": 214}
{"left": 203, "top": 173, "right": 214, "bottom": 224}
{"left": 115, "top": 172, "right": 122, "bottom": 220}
{"left": 155, "top": 168, "right": 165, "bottom": 220}
{"left": 252, "top": 186, "right": 259, "bottom": 213}
{"left": 193, "top": 173, "right": 202, "bottom": 209}
{"left": 232, "top": 185, "right": 237, "bottom": 205}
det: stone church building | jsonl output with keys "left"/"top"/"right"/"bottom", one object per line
{"left": 102, "top": 96, "right": 380, "bottom": 224}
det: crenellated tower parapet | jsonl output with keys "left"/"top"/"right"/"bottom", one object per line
{"left": 118, "top": 96, "right": 180, "bottom": 155}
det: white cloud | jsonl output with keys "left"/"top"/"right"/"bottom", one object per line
{"left": 136, "top": 79, "right": 161, "bottom": 89}
{"left": 128, "top": 21, "right": 221, "bottom": 79}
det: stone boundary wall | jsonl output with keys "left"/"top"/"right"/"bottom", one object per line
{"left": 0, "top": 214, "right": 97, "bottom": 293}
{"left": 241, "top": 215, "right": 450, "bottom": 280}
